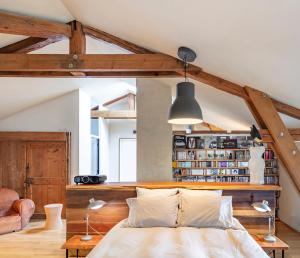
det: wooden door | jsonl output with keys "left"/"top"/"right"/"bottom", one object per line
{"left": 0, "top": 141, "right": 26, "bottom": 198}
{"left": 25, "top": 141, "right": 67, "bottom": 217}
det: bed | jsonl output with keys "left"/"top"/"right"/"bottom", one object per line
{"left": 66, "top": 183, "right": 279, "bottom": 258}
{"left": 86, "top": 218, "right": 268, "bottom": 258}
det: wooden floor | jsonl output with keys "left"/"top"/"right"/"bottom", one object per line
{"left": 0, "top": 220, "right": 299, "bottom": 258}
{"left": 0, "top": 220, "right": 66, "bottom": 258}
{"left": 276, "top": 221, "right": 300, "bottom": 258}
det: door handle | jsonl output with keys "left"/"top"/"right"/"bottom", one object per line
{"left": 24, "top": 177, "right": 33, "bottom": 185}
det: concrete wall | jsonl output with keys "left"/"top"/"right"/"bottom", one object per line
{"left": 0, "top": 89, "right": 91, "bottom": 179}
{"left": 279, "top": 142, "right": 300, "bottom": 232}
{"left": 136, "top": 78, "right": 173, "bottom": 181}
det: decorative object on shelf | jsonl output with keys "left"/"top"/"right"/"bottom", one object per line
{"left": 252, "top": 200, "right": 276, "bottom": 243}
{"left": 173, "top": 135, "right": 186, "bottom": 148}
{"left": 195, "top": 138, "right": 205, "bottom": 149}
{"left": 187, "top": 137, "right": 197, "bottom": 149}
{"left": 249, "top": 146, "right": 265, "bottom": 184}
{"left": 168, "top": 47, "right": 203, "bottom": 125}
{"left": 81, "top": 198, "right": 106, "bottom": 241}
{"left": 250, "top": 125, "right": 263, "bottom": 145}
{"left": 223, "top": 139, "right": 238, "bottom": 149}
{"left": 209, "top": 140, "right": 218, "bottom": 149}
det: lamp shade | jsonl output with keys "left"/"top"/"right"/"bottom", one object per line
{"left": 252, "top": 200, "right": 271, "bottom": 213}
{"left": 87, "top": 198, "right": 106, "bottom": 210}
{"left": 168, "top": 82, "right": 203, "bottom": 125}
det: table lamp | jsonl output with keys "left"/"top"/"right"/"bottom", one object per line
{"left": 252, "top": 200, "right": 276, "bottom": 243}
{"left": 81, "top": 198, "right": 106, "bottom": 241}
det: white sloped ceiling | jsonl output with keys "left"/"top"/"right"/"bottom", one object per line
{"left": 0, "top": 0, "right": 299, "bottom": 129}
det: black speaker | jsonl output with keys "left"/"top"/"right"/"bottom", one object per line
{"left": 74, "top": 175, "right": 107, "bottom": 185}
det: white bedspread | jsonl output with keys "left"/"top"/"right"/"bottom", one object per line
{"left": 87, "top": 219, "right": 268, "bottom": 258}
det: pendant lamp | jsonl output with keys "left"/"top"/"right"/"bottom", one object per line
{"left": 168, "top": 47, "right": 203, "bottom": 125}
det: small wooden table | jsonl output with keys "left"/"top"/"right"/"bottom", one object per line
{"left": 252, "top": 235, "right": 289, "bottom": 258}
{"left": 62, "top": 235, "right": 103, "bottom": 258}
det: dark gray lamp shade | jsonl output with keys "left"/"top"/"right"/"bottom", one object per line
{"left": 168, "top": 82, "right": 203, "bottom": 125}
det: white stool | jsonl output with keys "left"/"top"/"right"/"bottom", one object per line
{"left": 44, "top": 203, "right": 63, "bottom": 230}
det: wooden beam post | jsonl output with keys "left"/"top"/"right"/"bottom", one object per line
{"left": 244, "top": 86, "right": 300, "bottom": 192}
{"left": 69, "top": 21, "right": 86, "bottom": 55}
{"left": 69, "top": 21, "right": 86, "bottom": 76}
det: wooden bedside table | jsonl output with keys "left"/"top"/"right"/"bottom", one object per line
{"left": 62, "top": 235, "right": 103, "bottom": 258}
{"left": 251, "top": 234, "right": 289, "bottom": 258}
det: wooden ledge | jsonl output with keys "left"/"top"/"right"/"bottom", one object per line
{"left": 66, "top": 182, "right": 281, "bottom": 191}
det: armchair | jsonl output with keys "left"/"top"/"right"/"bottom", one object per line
{"left": 0, "top": 188, "right": 35, "bottom": 234}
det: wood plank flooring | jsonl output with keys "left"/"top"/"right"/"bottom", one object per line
{"left": 0, "top": 220, "right": 299, "bottom": 258}
{"left": 0, "top": 220, "right": 65, "bottom": 258}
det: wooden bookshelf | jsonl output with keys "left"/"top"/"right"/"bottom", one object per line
{"left": 172, "top": 135, "right": 279, "bottom": 185}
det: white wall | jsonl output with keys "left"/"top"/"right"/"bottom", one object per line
{"left": 99, "top": 118, "right": 110, "bottom": 177}
{"left": 78, "top": 91, "right": 91, "bottom": 175}
{"left": 279, "top": 142, "right": 300, "bottom": 232}
{"left": 136, "top": 79, "right": 173, "bottom": 181}
{"left": 0, "top": 89, "right": 91, "bottom": 180}
{"left": 108, "top": 119, "right": 136, "bottom": 182}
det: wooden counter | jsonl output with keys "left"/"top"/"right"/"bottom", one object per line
{"left": 66, "top": 182, "right": 281, "bottom": 239}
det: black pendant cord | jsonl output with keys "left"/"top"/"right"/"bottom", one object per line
{"left": 184, "top": 58, "right": 188, "bottom": 83}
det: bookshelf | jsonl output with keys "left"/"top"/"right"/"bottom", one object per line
{"left": 172, "top": 135, "right": 279, "bottom": 185}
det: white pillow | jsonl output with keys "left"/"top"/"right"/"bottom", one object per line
{"left": 179, "top": 195, "right": 233, "bottom": 228}
{"left": 136, "top": 187, "right": 178, "bottom": 197}
{"left": 179, "top": 188, "right": 222, "bottom": 197}
{"left": 126, "top": 195, "right": 179, "bottom": 228}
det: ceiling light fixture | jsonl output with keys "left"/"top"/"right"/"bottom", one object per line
{"left": 168, "top": 47, "right": 203, "bottom": 125}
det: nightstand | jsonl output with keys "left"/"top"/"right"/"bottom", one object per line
{"left": 62, "top": 235, "right": 103, "bottom": 258}
{"left": 251, "top": 234, "right": 289, "bottom": 258}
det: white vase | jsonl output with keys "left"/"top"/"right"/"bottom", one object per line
{"left": 249, "top": 146, "right": 265, "bottom": 184}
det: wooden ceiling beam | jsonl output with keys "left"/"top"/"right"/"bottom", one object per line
{"left": 91, "top": 110, "right": 136, "bottom": 119}
{"left": 271, "top": 99, "right": 300, "bottom": 120}
{"left": 245, "top": 86, "right": 300, "bottom": 193}
{"left": 103, "top": 93, "right": 136, "bottom": 107}
{"left": 0, "top": 35, "right": 64, "bottom": 53}
{"left": 0, "top": 54, "right": 184, "bottom": 72}
{"left": 185, "top": 68, "right": 300, "bottom": 120}
{"left": 0, "top": 71, "right": 179, "bottom": 78}
{"left": 82, "top": 25, "right": 152, "bottom": 54}
{"left": 260, "top": 129, "right": 300, "bottom": 142}
{"left": 184, "top": 68, "right": 249, "bottom": 100}
{"left": 0, "top": 11, "right": 71, "bottom": 38}
{"left": 201, "top": 122, "right": 224, "bottom": 131}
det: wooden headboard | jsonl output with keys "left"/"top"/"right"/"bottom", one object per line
{"left": 66, "top": 182, "right": 281, "bottom": 239}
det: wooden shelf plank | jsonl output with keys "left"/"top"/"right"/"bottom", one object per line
{"left": 66, "top": 182, "right": 282, "bottom": 191}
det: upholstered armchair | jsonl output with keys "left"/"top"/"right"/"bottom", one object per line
{"left": 0, "top": 188, "right": 35, "bottom": 234}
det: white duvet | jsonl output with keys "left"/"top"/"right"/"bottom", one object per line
{"left": 87, "top": 219, "right": 268, "bottom": 258}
